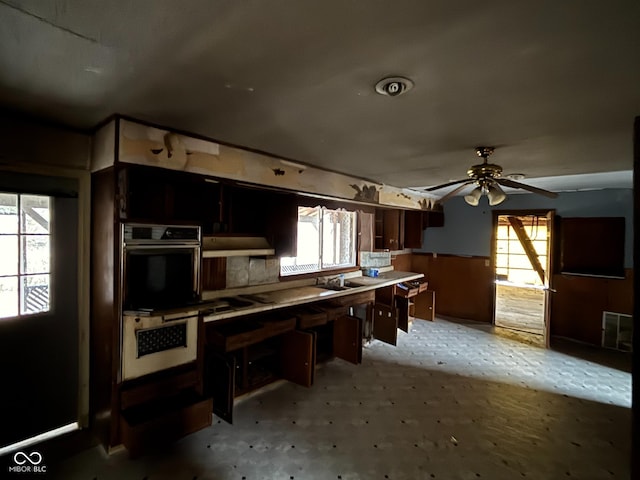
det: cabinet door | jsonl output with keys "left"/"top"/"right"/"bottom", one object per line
{"left": 396, "top": 297, "right": 410, "bottom": 333}
{"left": 383, "top": 209, "right": 401, "bottom": 250}
{"left": 266, "top": 192, "right": 298, "bottom": 257}
{"left": 373, "top": 303, "right": 398, "bottom": 346}
{"left": 414, "top": 290, "right": 435, "bottom": 321}
{"left": 206, "top": 352, "right": 235, "bottom": 424}
{"left": 404, "top": 210, "right": 424, "bottom": 249}
{"left": 358, "top": 211, "right": 375, "bottom": 252}
{"left": 280, "top": 330, "right": 316, "bottom": 387}
{"left": 333, "top": 315, "right": 362, "bottom": 364}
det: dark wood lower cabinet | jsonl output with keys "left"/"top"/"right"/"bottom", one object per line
{"left": 333, "top": 315, "right": 363, "bottom": 364}
{"left": 205, "top": 301, "right": 369, "bottom": 424}
{"left": 119, "top": 391, "right": 212, "bottom": 458}
{"left": 281, "top": 330, "right": 316, "bottom": 387}
{"left": 373, "top": 303, "right": 399, "bottom": 346}
{"left": 207, "top": 352, "right": 235, "bottom": 424}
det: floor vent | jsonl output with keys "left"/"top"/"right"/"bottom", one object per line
{"left": 602, "top": 311, "right": 633, "bottom": 352}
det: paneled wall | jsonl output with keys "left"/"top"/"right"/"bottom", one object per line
{"left": 414, "top": 190, "right": 634, "bottom": 344}
{"left": 411, "top": 253, "right": 493, "bottom": 323}
{"left": 551, "top": 270, "right": 633, "bottom": 344}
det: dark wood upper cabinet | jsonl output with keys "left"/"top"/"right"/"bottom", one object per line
{"left": 117, "top": 165, "right": 220, "bottom": 228}
{"left": 404, "top": 210, "right": 424, "bottom": 249}
{"left": 374, "top": 209, "right": 405, "bottom": 250}
{"left": 558, "top": 217, "right": 625, "bottom": 277}
{"left": 264, "top": 192, "right": 298, "bottom": 257}
{"left": 404, "top": 210, "right": 444, "bottom": 249}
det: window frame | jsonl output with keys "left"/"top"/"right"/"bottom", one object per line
{"left": 280, "top": 205, "right": 358, "bottom": 277}
{"left": 0, "top": 192, "right": 52, "bottom": 320}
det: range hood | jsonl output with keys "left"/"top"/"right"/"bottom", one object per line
{"left": 202, "top": 236, "right": 275, "bottom": 258}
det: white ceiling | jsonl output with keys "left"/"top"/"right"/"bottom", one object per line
{"left": 0, "top": 1, "right": 638, "bottom": 194}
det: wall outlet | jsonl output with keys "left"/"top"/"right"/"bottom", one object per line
{"left": 485, "top": 259, "right": 490, "bottom": 267}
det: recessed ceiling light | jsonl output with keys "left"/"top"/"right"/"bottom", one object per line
{"left": 374, "top": 77, "right": 414, "bottom": 97}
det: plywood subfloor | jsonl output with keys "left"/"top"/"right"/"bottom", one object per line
{"left": 495, "top": 283, "right": 546, "bottom": 335}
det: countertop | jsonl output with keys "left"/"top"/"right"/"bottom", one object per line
{"left": 201, "top": 270, "right": 424, "bottom": 323}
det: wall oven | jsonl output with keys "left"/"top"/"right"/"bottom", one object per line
{"left": 122, "top": 223, "right": 201, "bottom": 311}
{"left": 120, "top": 223, "right": 201, "bottom": 381}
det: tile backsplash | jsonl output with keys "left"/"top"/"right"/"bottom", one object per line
{"left": 360, "top": 251, "right": 391, "bottom": 267}
{"left": 226, "top": 256, "right": 280, "bottom": 288}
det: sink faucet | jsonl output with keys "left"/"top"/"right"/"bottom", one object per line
{"left": 325, "top": 274, "right": 345, "bottom": 287}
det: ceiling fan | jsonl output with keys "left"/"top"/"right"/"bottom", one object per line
{"left": 425, "top": 147, "right": 559, "bottom": 206}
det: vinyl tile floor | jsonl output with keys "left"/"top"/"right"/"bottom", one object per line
{"left": 53, "top": 318, "right": 632, "bottom": 480}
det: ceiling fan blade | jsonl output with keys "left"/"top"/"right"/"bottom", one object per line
{"left": 437, "top": 181, "right": 475, "bottom": 203}
{"left": 495, "top": 178, "right": 558, "bottom": 198}
{"left": 424, "top": 179, "right": 470, "bottom": 192}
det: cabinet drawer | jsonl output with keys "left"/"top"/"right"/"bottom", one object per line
{"left": 261, "top": 315, "right": 297, "bottom": 337}
{"left": 318, "top": 304, "right": 349, "bottom": 322}
{"left": 295, "top": 306, "right": 328, "bottom": 329}
{"left": 120, "top": 393, "right": 212, "bottom": 457}
{"left": 207, "top": 320, "right": 265, "bottom": 352}
{"left": 394, "top": 282, "right": 420, "bottom": 298}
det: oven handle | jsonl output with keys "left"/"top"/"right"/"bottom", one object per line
{"left": 124, "top": 243, "right": 200, "bottom": 249}
{"left": 163, "top": 313, "right": 199, "bottom": 324}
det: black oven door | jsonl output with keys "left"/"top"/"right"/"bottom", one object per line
{"left": 124, "top": 246, "right": 200, "bottom": 310}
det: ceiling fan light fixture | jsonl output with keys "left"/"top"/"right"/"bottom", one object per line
{"left": 464, "top": 187, "right": 482, "bottom": 206}
{"left": 487, "top": 183, "right": 507, "bottom": 206}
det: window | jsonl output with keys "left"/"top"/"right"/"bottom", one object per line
{"left": 0, "top": 193, "right": 51, "bottom": 319}
{"left": 495, "top": 215, "right": 548, "bottom": 286}
{"left": 280, "top": 206, "right": 356, "bottom": 276}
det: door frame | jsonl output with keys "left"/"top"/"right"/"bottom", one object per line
{"left": 490, "top": 209, "right": 556, "bottom": 345}
{"left": 0, "top": 163, "right": 91, "bottom": 428}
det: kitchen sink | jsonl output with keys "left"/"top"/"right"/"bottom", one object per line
{"left": 317, "top": 282, "right": 358, "bottom": 291}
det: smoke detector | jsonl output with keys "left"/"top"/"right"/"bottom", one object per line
{"left": 374, "top": 76, "right": 414, "bottom": 97}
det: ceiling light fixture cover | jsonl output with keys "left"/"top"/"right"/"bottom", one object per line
{"left": 374, "top": 77, "right": 414, "bottom": 97}
{"left": 464, "top": 187, "right": 482, "bottom": 206}
{"left": 486, "top": 183, "right": 507, "bottom": 206}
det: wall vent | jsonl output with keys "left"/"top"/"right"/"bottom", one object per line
{"left": 602, "top": 311, "right": 633, "bottom": 352}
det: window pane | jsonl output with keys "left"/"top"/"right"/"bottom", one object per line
{"left": 0, "top": 193, "right": 18, "bottom": 234}
{"left": 20, "top": 195, "right": 50, "bottom": 234}
{"left": 296, "top": 207, "right": 320, "bottom": 265}
{"left": 0, "top": 235, "right": 18, "bottom": 275}
{"left": 21, "top": 274, "right": 50, "bottom": 315}
{"left": 322, "top": 209, "right": 355, "bottom": 268}
{"left": 0, "top": 276, "right": 18, "bottom": 319}
{"left": 21, "top": 235, "right": 50, "bottom": 274}
{"left": 280, "top": 207, "right": 321, "bottom": 276}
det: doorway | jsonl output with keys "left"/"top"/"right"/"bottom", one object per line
{"left": 0, "top": 174, "right": 80, "bottom": 450}
{"left": 493, "top": 210, "right": 554, "bottom": 344}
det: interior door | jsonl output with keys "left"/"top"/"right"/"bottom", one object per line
{"left": 334, "top": 315, "right": 362, "bottom": 364}
{"left": 543, "top": 210, "right": 555, "bottom": 347}
{"left": 280, "top": 330, "right": 316, "bottom": 387}
{"left": 207, "top": 352, "right": 235, "bottom": 424}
